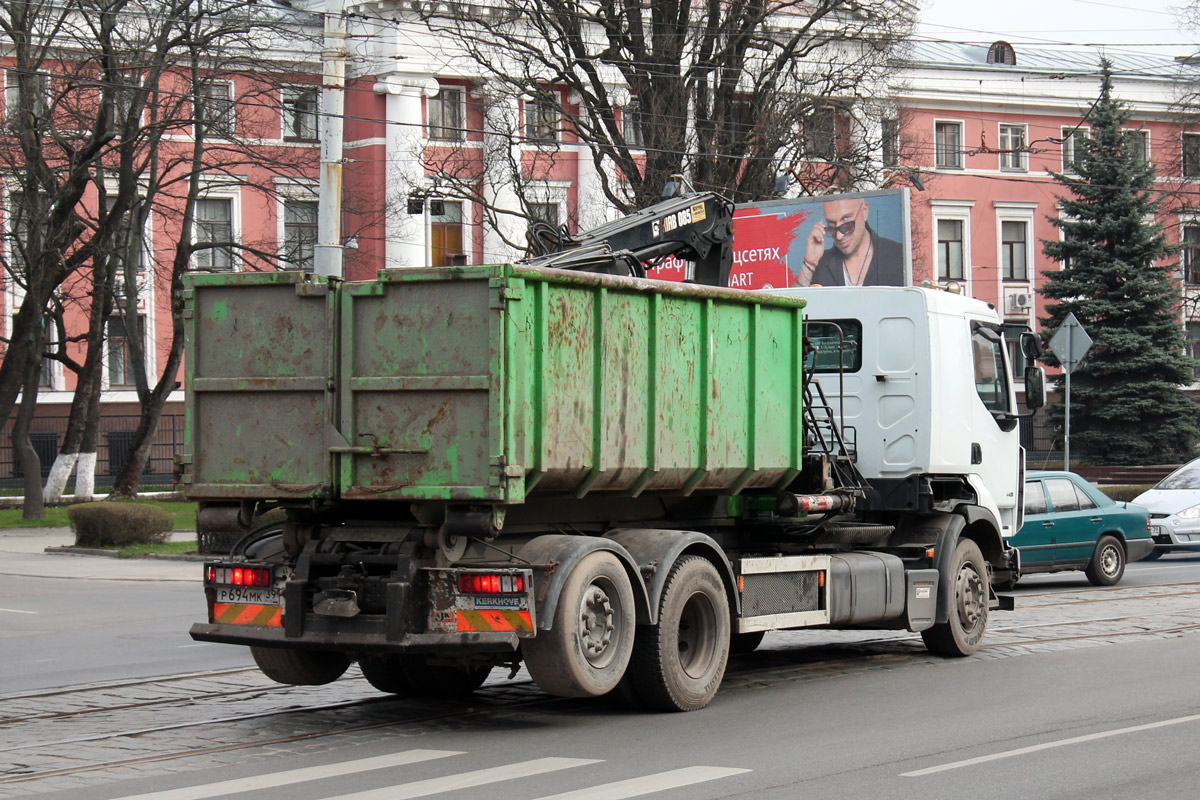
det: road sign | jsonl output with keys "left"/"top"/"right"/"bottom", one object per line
{"left": 1048, "top": 312, "right": 1092, "bottom": 374}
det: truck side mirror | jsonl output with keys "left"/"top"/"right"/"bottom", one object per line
{"left": 1024, "top": 366, "right": 1046, "bottom": 410}
{"left": 1020, "top": 331, "right": 1042, "bottom": 362}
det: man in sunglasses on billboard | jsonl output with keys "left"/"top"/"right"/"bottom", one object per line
{"left": 796, "top": 197, "right": 904, "bottom": 287}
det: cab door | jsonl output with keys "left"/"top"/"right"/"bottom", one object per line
{"left": 1013, "top": 478, "right": 1055, "bottom": 567}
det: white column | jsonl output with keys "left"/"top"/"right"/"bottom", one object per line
{"left": 481, "top": 86, "right": 524, "bottom": 263}
{"left": 376, "top": 74, "right": 438, "bottom": 268}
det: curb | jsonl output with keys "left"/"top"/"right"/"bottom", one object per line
{"left": 44, "top": 546, "right": 207, "bottom": 562}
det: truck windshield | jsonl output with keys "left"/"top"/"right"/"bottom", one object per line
{"left": 971, "top": 324, "right": 1011, "bottom": 414}
{"left": 806, "top": 320, "right": 863, "bottom": 373}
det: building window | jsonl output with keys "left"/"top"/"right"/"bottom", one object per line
{"left": 1062, "top": 127, "right": 1090, "bottom": 173}
{"left": 524, "top": 94, "right": 559, "bottom": 142}
{"left": 194, "top": 198, "right": 234, "bottom": 270}
{"left": 935, "top": 121, "right": 962, "bottom": 169}
{"left": 986, "top": 41, "right": 1016, "bottom": 65}
{"left": 622, "top": 100, "right": 644, "bottom": 148}
{"left": 4, "top": 69, "right": 50, "bottom": 120}
{"left": 1001, "top": 220, "right": 1028, "bottom": 281}
{"left": 283, "top": 200, "right": 317, "bottom": 270}
{"left": 428, "top": 86, "right": 465, "bottom": 141}
{"left": 105, "top": 79, "right": 142, "bottom": 133}
{"left": 1184, "top": 133, "right": 1200, "bottom": 178}
{"left": 881, "top": 118, "right": 899, "bottom": 167}
{"left": 528, "top": 202, "right": 559, "bottom": 228}
{"left": 803, "top": 106, "right": 838, "bottom": 161}
{"left": 106, "top": 315, "right": 144, "bottom": 388}
{"left": 430, "top": 201, "right": 463, "bottom": 266}
{"left": 1187, "top": 322, "right": 1200, "bottom": 381}
{"left": 1004, "top": 322, "right": 1031, "bottom": 374}
{"left": 936, "top": 218, "right": 964, "bottom": 280}
{"left": 999, "top": 124, "right": 1027, "bottom": 171}
{"left": 1124, "top": 129, "right": 1149, "bottom": 165}
{"left": 282, "top": 86, "right": 318, "bottom": 141}
{"left": 5, "top": 191, "right": 29, "bottom": 273}
{"left": 1184, "top": 224, "right": 1200, "bottom": 285}
{"left": 196, "top": 81, "right": 234, "bottom": 137}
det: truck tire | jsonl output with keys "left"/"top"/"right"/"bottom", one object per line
{"left": 358, "top": 656, "right": 415, "bottom": 695}
{"left": 251, "top": 646, "right": 350, "bottom": 686}
{"left": 360, "top": 655, "right": 491, "bottom": 696}
{"left": 627, "top": 556, "right": 729, "bottom": 711}
{"left": 522, "top": 551, "right": 635, "bottom": 698}
{"left": 1085, "top": 535, "right": 1125, "bottom": 586}
{"left": 921, "top": 539, "right": 988, "bottom": 657}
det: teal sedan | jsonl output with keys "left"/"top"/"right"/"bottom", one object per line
{"left": 1009, "top": 471, "right": 1154, "bottom": 586}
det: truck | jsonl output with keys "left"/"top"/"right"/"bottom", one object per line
{"left": 185, "top": 193, "right": 1044, "bottom": 711}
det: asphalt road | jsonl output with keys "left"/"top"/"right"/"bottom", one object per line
{"left": 2, "top": 543, "right": 1199, "bottom": 799}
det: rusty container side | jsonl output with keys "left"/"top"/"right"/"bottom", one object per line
{"left": 507, "top": 265, "right": 806, "bottom": 498}
{"left": 182, "top": 272, "right": 336, "bottom": 500}
{"left": 338, "top": 266, "right": 506, "bottom": 502}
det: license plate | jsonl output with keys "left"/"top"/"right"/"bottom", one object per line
{"left": 216, "top": 586, "right": 280, "bottom": 605}
{"left": 1153, "top": 526, "right": 1168, "bottom": 537}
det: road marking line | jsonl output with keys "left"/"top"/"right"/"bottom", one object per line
{"left": 112, "top": 750, "right": 463, "bottom": 799}
{"left": 902, "top": 713, "right": 1200, "bottom": 777}
{"left": 324, "top": 757, "right": 602, "bottom": 800}
{"left": 0, "top": 607, "right": 37, "bottom": 614}
{"left": 529, "top": 766, "right": 752, "bottom": 799}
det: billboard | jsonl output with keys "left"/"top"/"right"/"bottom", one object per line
{"left": 646, "top": 188, "right": 911, "bottom": 289}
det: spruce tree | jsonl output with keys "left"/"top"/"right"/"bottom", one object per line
{"left": 1040, "top": 59, "right": 1198, "bottom": 465}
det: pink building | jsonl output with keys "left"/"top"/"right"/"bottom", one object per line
{"left": 899, "top": 41, "right": 1200, "bottom": 376}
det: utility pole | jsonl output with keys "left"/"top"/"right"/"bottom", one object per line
{"left": 314, "top": 0, "right": 346, "bottom": 278}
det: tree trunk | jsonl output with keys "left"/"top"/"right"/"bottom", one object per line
{"left": 15, "top": 323, "right": 45, "bottom": 520}
{"left": 107, "top": 402, "right": 161, "bottom": 499}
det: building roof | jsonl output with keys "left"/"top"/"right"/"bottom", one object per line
{"left": 906, "top": 40, "right": 1200, "bottom": 81}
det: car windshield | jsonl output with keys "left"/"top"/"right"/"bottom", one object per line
{"left": 1156, "top": 463, "right": 1200, "bottom": 490}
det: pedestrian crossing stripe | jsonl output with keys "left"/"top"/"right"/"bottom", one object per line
{"left": 109, "top": 749, "right": 750, "bottom": 800}
{"left": 213, "top": 602, "right": 282, "bottom": 627}
{"left": 456, "top": 608, "right": 533, "bottom": 632}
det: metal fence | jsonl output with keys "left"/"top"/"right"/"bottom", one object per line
{"left": 0, "top": 414, "right": 184, "bottom": 489}
{"left": 1019, "top": 405, "right": 1061, "bottom": 467}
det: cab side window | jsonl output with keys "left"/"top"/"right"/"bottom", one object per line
{"left": 1024, "top": 480, "right": 1048, "bottom": 515}
{"left": 971, "top": 324, "right": 1011, "bottom": 414}
{"left": 1046, "top": 479, "right": 1080, "bottom": 513}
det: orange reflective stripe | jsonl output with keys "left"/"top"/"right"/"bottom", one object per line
{"left": 213, "top": 603, "right": 282, "bottom": 627}
{"left": 478, "top": 610, "right": 514, "bottom": 631}
{"left": 456, "top": 610, "right": 486, "bottom": 631}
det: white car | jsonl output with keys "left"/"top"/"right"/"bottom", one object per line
{"left": 1133, "top": 458, "right": 1200, "bottom": 558}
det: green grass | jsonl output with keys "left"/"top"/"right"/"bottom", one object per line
{"left": 114, "top": 540, "right": 198, "bottom": 559}
{"left": 0, "top": 500, "right": 197, "bottom": 530}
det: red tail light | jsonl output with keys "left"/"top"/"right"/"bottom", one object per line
{"left": 205, "top": 565, "right": 272, "bottom": 587}
{"left": 457, "top": 573, "right": 524, "bottom": 594}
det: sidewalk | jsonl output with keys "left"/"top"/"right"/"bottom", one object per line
{"left": 0, "top": 528, "right": 202, "bottom": 582}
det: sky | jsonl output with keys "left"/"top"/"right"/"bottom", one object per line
{"left": 919, "top": 0, "right": 1197, "bottom": 58}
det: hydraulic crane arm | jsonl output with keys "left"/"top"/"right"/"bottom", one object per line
{"left": 524, "top": 192, "right": 735, "bottom": 286}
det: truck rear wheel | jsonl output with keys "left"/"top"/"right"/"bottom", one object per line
{"left": 251, "top": 646, "right": 350, "bottom": 686}
{"left": 921, "top": 539, "right": 988, "bottom": 657}
{"left": 627, "top": 556, "right": 729, "bottom": 711}
{"left": 359, "top": 655, "right": 491, "bottom": 696}
{"left": 522, "top": 551, "right": 635, "bottom": 698}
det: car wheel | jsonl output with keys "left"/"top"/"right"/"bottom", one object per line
{"left": 1085, "top": 535, "right": 1125, "bottom": 586}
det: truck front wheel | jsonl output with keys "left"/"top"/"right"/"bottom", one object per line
{"left": 627, "top": 556, "right": 730, "bottom": 711}
{"left": 522, "top": 551, "right": 635, "bottom": 698}
{"left": 251, "top": 646, "right": 350, "bottom": 686}
{"left": 921, "top": 539, "right": 988, "bottom": 657}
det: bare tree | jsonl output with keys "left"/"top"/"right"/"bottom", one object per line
{"left": 384, "top": 0, "right": 911, "bottom": 246}
{"left": 0, "top": 0, "right": 320, "bottom": 514}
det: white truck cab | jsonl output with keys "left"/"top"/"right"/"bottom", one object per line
{"left": 771, "top": 286, "right": 1038, "bottom": 539}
